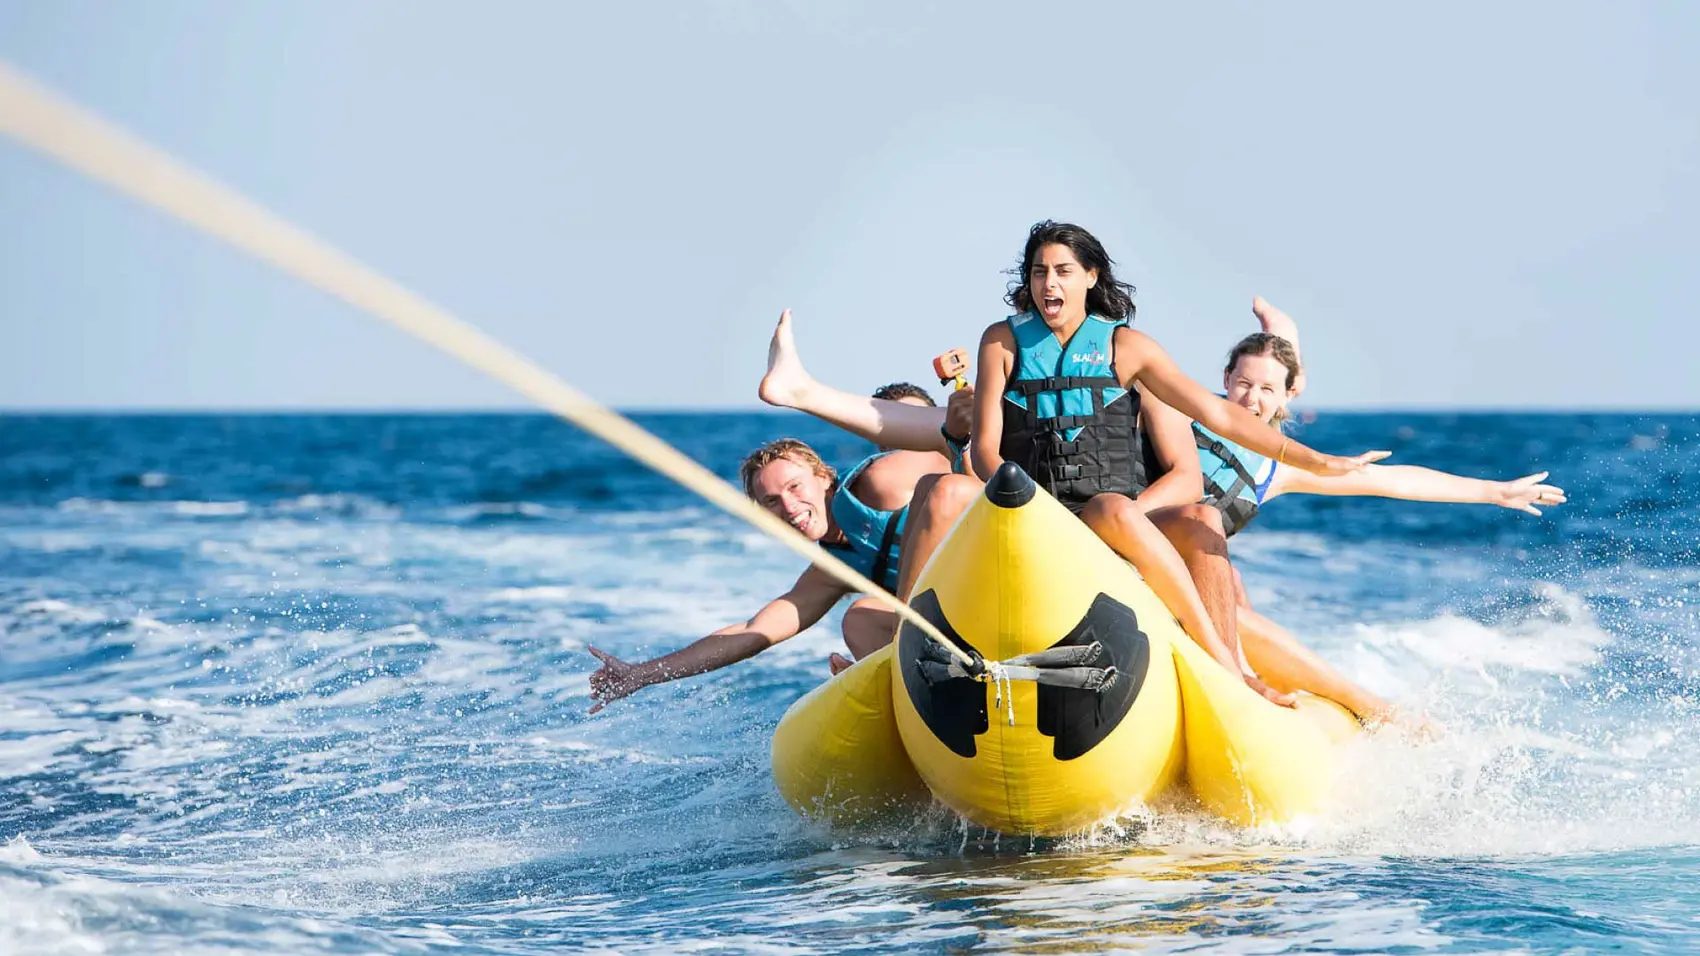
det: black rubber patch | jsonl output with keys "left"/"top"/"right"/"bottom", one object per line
{"left": 1034, "top": 593, "right": 1150, "bottom": 760}
{"left": 896, "top": 589, "right": 987, "bottom": 758}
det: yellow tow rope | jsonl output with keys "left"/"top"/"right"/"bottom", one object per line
{"left": 0, "top": 60, "right": 970, "bottom": 666}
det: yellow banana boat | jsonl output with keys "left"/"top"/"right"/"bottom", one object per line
{"left": 771, "top": 463, "right": 1359, "bottom": 835}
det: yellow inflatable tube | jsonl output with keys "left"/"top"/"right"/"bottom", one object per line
{"left": 772, "top": 463, "right": 1357, "bottom": 834}
{"left": 770, "top": 642, "right": 931, "bottom": 826}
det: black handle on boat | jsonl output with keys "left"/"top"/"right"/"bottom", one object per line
{"left": 985, "top": 462, "right": 1036, "bottom": 508}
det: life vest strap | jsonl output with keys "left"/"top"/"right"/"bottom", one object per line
{"left": 1201, "top": 474, "right": 1237, "bottom": 511}
{"left": 997, "top": 312, "right": 1145, "bottom": 506}
{"left": 1010, "top": 374, "right": 1121, "bottom": 397}
{"left": 1192, "top": 423, "right": 1266, "bottom": 537}
{"left": 1039, "top": 413, "right": 1100, "bottom": 432}
{"left": 1051, "top": 462, "right": 1122, "bottom": 482}
{"left": 865, "top": 508, "right": 905, "bottom": 595}
{"left": 1194, "top": 424, "right": 1260, "bottom": 493}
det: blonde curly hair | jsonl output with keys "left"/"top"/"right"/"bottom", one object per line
{"left": 739, "top": 438, "right": 838, "bottom": 498}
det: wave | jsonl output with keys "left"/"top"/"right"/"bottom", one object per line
{"left": 55, "top": 497, "right": 251, "bottom": 518}
{"left": 54, "top": 495, "right": 402, "bottom": 521}
{"left": 440, "top": 501, "right": 561, "bottom": 524}
{"left": 271, "top": 493, "right": 402, "bottom": 520}
{"left": 6, "top": 409, "right": 1697, "bottom": 953}
{"left": 0, "top": 843, "right": 439, "bottom": 955}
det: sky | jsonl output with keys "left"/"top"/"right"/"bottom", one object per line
{"left": 1, "top": 1, "right": 1697, "bottom": 411}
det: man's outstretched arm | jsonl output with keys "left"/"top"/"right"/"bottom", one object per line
{"left": 587, "top": 567, "right": 846, "bottom": 712}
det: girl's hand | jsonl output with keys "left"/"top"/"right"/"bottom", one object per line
{"left": 1244, "top": 670, "right": 1297, "bottom": 708}
{"left": 1493, "top": 471, "right": 1567, "bottom": 515}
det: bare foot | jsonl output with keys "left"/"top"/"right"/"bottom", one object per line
{"left": 828, "top": 652, "right": 854, "bottom": 676}
{"left": 1406, "top": 712, "right": 1445, "bottom": 741}
{"left": 1339, "top": 687, "right": 1399, "bottom": 727}
{"left": 1360, "top": 706, "right": 1445, "bottom": 741}
{"left": 757, "top": 309, "right": 816, "bottom": 408}
{"left": 1251, "top": 296, "right": 1298, "bottom": 339}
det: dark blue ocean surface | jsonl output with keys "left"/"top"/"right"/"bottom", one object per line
{"left": 2, "top": 411, "right": 1697, "bottom": 954}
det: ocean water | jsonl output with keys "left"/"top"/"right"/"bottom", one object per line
{"left": 1, "top": 410, "right": 1696, "bottom": 955}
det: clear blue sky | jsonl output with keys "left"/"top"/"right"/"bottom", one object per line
{"left": 2, "top": 2, "right": 1696, "bottom": 411}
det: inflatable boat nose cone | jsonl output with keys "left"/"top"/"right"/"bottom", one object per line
{"left": 985, "top": 462, "right": 1036, "bottom": 509}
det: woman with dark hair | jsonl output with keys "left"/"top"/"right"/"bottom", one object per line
{"left": 753, "top": 221, "right": 1380, "bottom": 702}
{"left": 949, "top": 221, "right": 1385, "bottom": 698}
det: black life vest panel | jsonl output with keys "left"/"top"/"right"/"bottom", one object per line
{"left": 997, "top": 312, "right": 1151, "bottom": 508}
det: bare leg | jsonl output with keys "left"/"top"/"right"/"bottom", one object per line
{"left": 1147, "top": 503, "right": 1246, "bottom": 670}
{"left": 828, "top": 598, "right": 899, "bottom": 676}
{"left": 841, "top": 597, "right": 897, "bottom": 659}
{"left": 893, "top": 473, "right": 983, "bottom": 601}
{"left": 1229, "top": 567, "right": 1406, "bottom": 725}
{"left": 1081, "top": 494, "right": 1221, "bottom": 660}
{"left": 758, "top": 310, "right": 950, "bottom": 453}
{"left": 824, "top": 476, "right": 982, "bottom": 675}
{"left": 1237, "top": 605, "right": 1397, "bottom": 725}
{"left": 822, "top": 475, "right": 984, "bottom": 677}
{"left": 1081, "top": 494, "right": 1291, "bottom": 706}
{"left": 1148, "top": 503, "right": 1297, "bottom": 704}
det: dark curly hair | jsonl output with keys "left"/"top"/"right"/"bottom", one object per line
{"left": 1004, "top": 220, "right": 1137, "bottom": 322}
{"left": 871, "top": 382, "right": 936, "bottom": 406}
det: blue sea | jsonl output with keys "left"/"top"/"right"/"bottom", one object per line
{"left": 2, "top": 410, "right": 1696, "bottom": 954}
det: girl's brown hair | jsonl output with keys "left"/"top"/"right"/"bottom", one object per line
{"left": 1224, "top": 332, "right": 1301, "bottom": 425}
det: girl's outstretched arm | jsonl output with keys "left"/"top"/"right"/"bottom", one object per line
{"left": 1116, "top": 327, "right": 1387, "bottom": 477}
{"left": 1270, "top": 465, "right": 1566, "bottom": 514}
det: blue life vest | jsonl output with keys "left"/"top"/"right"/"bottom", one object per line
{"left": 998, "top": 312, "right": 1149, "bottom": 508}
{"left": 824, "top": 452, "right": 907, "bottom": 592}
{"left": 1194, "top": 421, "right": 1278, "bottom": 537}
